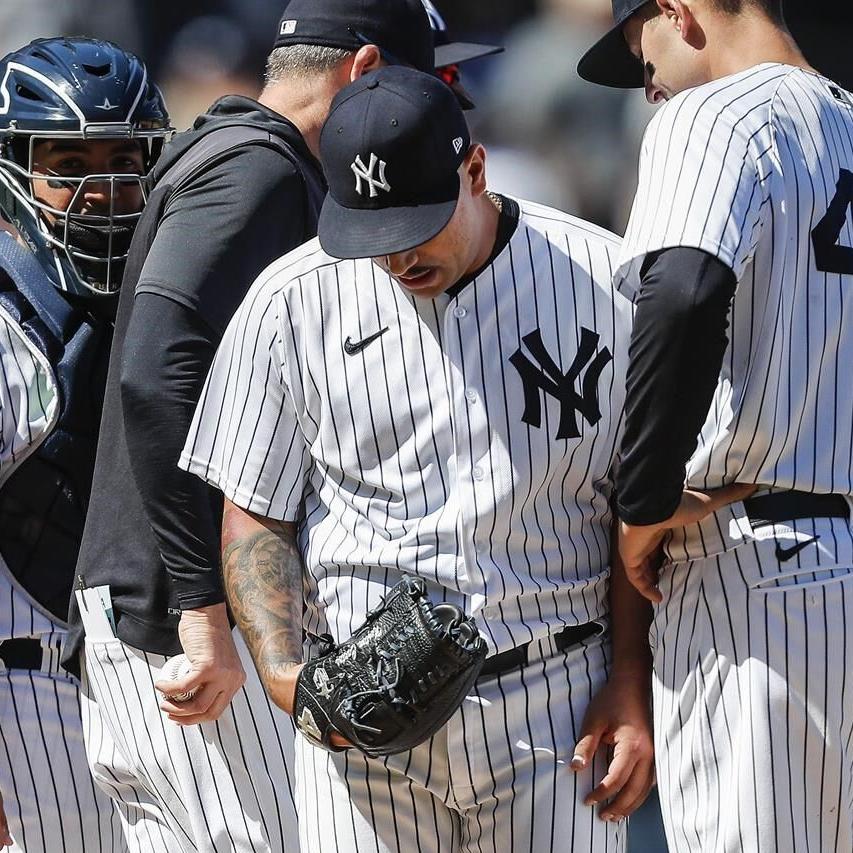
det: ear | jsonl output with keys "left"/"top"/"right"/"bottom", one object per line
{"left": 350, "top": 44, "right": 383, "bottom": 81}
{"left": 462, "top": 143, "right": 487, "bottom": 198}
{"left": 656, "top": 0, "right": 697, "bottom": 44}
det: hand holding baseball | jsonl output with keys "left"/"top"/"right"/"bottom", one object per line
{"left": 154, "top": 603, "right": 246, "bottom": 726}
{"left": 157, "top": 655, "right": 198, "bottom": 703}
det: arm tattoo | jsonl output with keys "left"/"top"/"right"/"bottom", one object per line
{"left": 222, "top": 510, "right": 303, "bottom": 682}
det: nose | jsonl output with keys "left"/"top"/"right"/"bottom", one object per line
{"left": 385, "top": 249, "right": 418, "bottom": 277}
{"left": 79, "top": 177, "right": 120, "bottom": 210}
{"left": 644, "top": 68, "right": 665, "bottom": 105}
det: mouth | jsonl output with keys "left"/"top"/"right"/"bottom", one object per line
{"left": 395, "top": 266, "right": 440, "bottom": 290}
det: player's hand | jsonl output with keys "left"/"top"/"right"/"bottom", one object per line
{"left": 156, "top": 603, "right": 246, "bottom": 725}
{"left": 264, "top": 662, "right": 352, "bottom": 749}
{"left": 571, "top": 667, "right": 655, "bottom": 821}
{"left": 0, "top": 788, "right": 13, "bottom": 848}
{"left": 619, "top": 482, "right": 758, "bottom": 603}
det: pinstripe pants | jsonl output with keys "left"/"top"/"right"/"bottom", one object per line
{"left": 297, "top": 630, "right": 626, "bottom": 853}
{"left": 0, "top": 651, "right": 124, "bottom": 853}
{"left": 79, "top": 629, "right": 300, "bottom": 853}
{"left": 652, "top": 536, "right": 853, "bottom": 853}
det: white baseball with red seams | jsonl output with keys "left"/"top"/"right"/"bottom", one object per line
{"left": 159, "top": 654, "right": 197, "bottom": 702}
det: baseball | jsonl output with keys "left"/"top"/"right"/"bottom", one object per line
{"left": 159, "top": 655, "right": 197, "bottom": 703}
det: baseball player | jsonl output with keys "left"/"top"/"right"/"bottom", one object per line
{"left": 181, "top": 65, "right": 659, "bottom": 852}
{"left": 64, "top": 3, "right": 503, "bottom": 852}
{"left": 0, "top": 37, "right": 171, "bottom": 852}
{"left": 579, "top": 1, "right": 853, "bottom": 850}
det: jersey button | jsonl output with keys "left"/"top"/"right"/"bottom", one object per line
{"left": 453, "top": 306, "right": 468, "bottom": 319}
{"left": 465, "top": 389, "right": 478, "bottom": 404}
{"left": 472, "top": 466, "right": 485, "bottom": 481}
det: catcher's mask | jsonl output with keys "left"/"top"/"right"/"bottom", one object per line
{"left": 0, "top": 37, "right": 173, "bottom": 298}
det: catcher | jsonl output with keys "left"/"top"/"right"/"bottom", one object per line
{"left": 181, "top": 66, "right": 656, "bottom": 851}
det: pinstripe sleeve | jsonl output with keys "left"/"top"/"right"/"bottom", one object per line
{"left": 0, "top": 304, "right": 58, "bottom": 482}
{"left": 179, "top": 284, "right": 310, "bottom": 521}
{"left": 616, "top": 86, "right": 771, "bottom": 298}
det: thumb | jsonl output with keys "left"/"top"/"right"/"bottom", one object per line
{"left": 678, "top": 483, "right": 758, "bottom": 525}
{"left": 154, "top": 666, "right": 203, "bottom": 695}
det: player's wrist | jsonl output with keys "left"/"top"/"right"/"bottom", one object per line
{"left": 608, "top": 657, "right": 652, "bottom": 684}
{"left": 180, "top": 602, "right": 230, "bottom": 627}
{"left": 261, "top": 661, "right": 303, "bottom": 716}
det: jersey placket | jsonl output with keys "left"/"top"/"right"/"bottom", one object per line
{"left": 443, "top": 292, "right": 493, "bottom": 608}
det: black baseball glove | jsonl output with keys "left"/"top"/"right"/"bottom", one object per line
{"left": 294, "top": 575, "right": 487, "bottom": 757}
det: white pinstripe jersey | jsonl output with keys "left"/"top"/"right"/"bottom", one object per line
{"left": 182, "top": 199, "right": 633, "bottom": 654}
{"left": 0, "top": 294, "right": 63, "bottom": 640}
{"left": 617, "top": 64, "right": 853, "bottom": 557}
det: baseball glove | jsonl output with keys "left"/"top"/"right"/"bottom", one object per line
{"left": 294, "top": 575, "right": 487, "bottom": 757}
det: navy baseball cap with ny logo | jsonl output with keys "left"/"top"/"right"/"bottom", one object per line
{"left": 318, "top": 66, "right": 471, "bottom": 259}
{"left": 274, "top": 0, "right": 434, "bottom": 74}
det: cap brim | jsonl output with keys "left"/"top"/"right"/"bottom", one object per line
{"left": 318, "top": 192, "right": 459, "bottom": 260}
{"left": 577, "top": 22, "right": 644, "bottom": 88}
{"left": 435, "top": 41, "right": 504, "bottom": 68}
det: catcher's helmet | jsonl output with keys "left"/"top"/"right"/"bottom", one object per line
{"left": 0, "top": 37, "right": 172, "bottom": 297}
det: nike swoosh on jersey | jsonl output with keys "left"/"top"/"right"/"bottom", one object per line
{"left": 775, "top": 535, "right": 820, "bottom": 563}
{"left": 344, "top": 327, "right": 389, "bottom": 356}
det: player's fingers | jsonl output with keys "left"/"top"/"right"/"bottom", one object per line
{"left": 599, "top": 758, "right": 656, "bottom": 820}
{"left": 571, "top": 725, "right": 606, "bottom": 771}
{"left": 329, "top": 731, "right": 354, "bottom": 749}
{"left": 154, "top": 666, "right": 204, "bottom": 698}
{"left": 625, "top": 561, "right": 663, "bottom": 604}
{"left": 0, "top": 811, "right": 11, "bottom": 847}
{"left": 583, "top": 745, "right": 636, "bottom": 805}
{"left": 159, "top": 680, "right": 221, "bottom": 717}
{"left": 166, "top": 689, "right": 229, "bottom": 726}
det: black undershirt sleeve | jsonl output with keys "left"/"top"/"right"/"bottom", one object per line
{"left": 615, "top": 247, "right": 738, "bottom": 526}
{"left": 118, "top": 145, "right": 309, "bottom": 609}
{"left": 120, "top": 293, "right": 224, "bottom": 609}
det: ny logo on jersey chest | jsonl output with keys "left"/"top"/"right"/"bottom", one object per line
{"left": 509, "top": 327, "right": 612, "bottom": 440}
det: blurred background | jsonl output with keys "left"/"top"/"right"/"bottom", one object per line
{"left": 1, "top": 0, "right": 847, "bottom": 849}
{"left": 1, "top": 0, "right": 848, "bottom": 234}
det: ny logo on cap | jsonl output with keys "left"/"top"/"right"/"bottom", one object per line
{"left": 351, "top": 153, "right": 391, "bottom": 198}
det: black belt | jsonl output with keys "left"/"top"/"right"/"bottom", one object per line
{"left": 480, "top": 622, "right": 603, "bottom": 680}
{"left": 744, "top": 491, "right": 850, "bottom": 528}
{"left": 0, "top": 638, "right": 43, "bottom": 671}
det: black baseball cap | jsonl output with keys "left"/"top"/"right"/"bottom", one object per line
{"left": 318, "top": 66, "right": 471, "bottom": 259}
{"left": 274, "top": 0, "right": 434, "bottom": 74}
{"left": 577, "top": 0, "right": 648, "bottom": 88}
{"left": 425, "top": 0, "right": 503, "bottom": 109}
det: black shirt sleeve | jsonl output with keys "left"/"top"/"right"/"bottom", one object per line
{"left": 615, "top": 247, "right": 738, "bottom": 526}
{"left": 121, "top": 293, "right": 224, "bottom": 609}
{"left": 119, "top": 143, "right": 310, "bottom": 608}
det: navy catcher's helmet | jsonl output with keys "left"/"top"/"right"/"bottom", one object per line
{"left": 0, "top": 37, "right": 172, "bottom": 297}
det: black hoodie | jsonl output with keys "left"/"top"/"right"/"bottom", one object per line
{"left": 64, "top": 96, "right": 326, "bottom": 672}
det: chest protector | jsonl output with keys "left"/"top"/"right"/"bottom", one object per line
{"left": 0, "top": 235, "right": 112, "bottom": 623}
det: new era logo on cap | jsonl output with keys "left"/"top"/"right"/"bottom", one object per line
{"left": 280, "top": 19, "right": 297, "bottom": 35}
{"left": 452, "top": 137, "right": 464, "bottom": 155}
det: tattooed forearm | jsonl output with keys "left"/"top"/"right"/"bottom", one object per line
{"left": 221, "top": 500, "right": 304, "bottom": 685}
